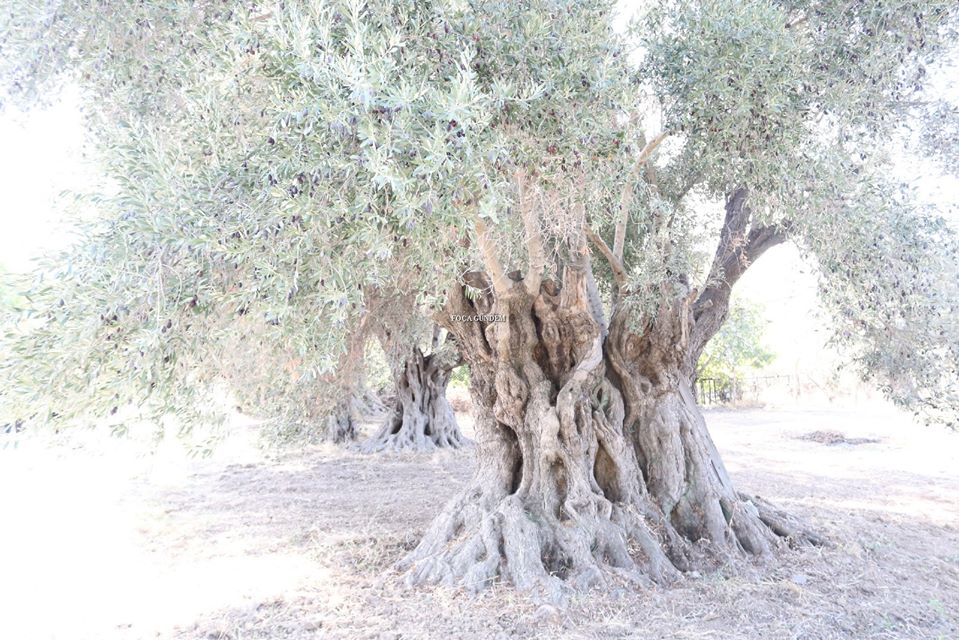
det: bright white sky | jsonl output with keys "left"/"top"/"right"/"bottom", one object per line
{"left": 0, "top": 85, "right": 88, "bottom": 274}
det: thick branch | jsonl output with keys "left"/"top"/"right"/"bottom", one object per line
{"left": 785, "top": 15, "right": 808, "bottom": 30}
{"left": 517, "top": 171, "right": 546, "bottom": 295}
{"left": 636, "top": 131, "right": 668, "bottom": 166}
{"left": 435, "top": 273, "right": 494, "bottom": 366}
{"left": 431, "top": 329, "right": 465, "bottom": 370}
{"left": 473, "top": 216, "right": 511, "bottom": 297}
{"left": 690, "top": 188, "right": 789, "bottom": 360}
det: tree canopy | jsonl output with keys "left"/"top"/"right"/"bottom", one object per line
{"left": 1, "top": 0, "right": 957, "bottom": 432}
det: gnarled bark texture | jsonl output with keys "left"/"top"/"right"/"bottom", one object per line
{"left": 361, "top": 343, "right": 467, "bottom": 453}
{"left": 362, "top": 348, "right": 467, "bottom": 453}
{"left": 314, "top": 379, "right": 390, "bottom": 445}
{"left": 323, "top": 385, "right": 388, "bottom": 444}
{"left": 400, "top": 191, "right": 820, "bottom": 603}
{"left": 350, "top": 384, "right": 388, "bottom": 421}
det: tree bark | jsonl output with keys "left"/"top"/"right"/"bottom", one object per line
{"left": 324, "top": 398, "right": 357, "bottom": 443}
{"left": 690, "top": 187, "right": 789, "bottom": 361}
{"left": 400, "top": 265, "right": 820, "bottom": 603}
{"left": 350, "top": 384, "right": 387, "bottom": 421}
{"left": 361, "top": 344, "right": 466, "bottom": 453}
{"left": 606, "top": 300, "right": 806, "bottom": 557}
{"left": 322, "top": 385, "right": 388, "bottom": 444}
{"left": 314, "top": 307, "right": 376, "bottom": 444}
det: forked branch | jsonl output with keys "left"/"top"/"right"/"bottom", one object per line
{"left": 690, "top": 188, "right": 790, "bottom": 359}
{"left": 586, "top": 226, "right": 627, "bottom": 292}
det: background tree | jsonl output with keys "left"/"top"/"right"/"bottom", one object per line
{"left": 363, "top": 293, "right": 467, "bottom": 452}
{"left": 222, "top": 309, "right": 381, "bottom": 444}
{"left": 696, "top": 299, "right": 775, "bottom": 395}
{"left": 1, "top": 0, "right": 958, "bottom": 604}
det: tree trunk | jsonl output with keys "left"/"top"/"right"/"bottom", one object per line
{"left": 400, "top": 270, "right": 820, "bottom": 603}
{"left": 361, "top": 346, "right": 466, "bottom": 453}
{"left": 350, "top": 383, "right": 388, "bottom": 421}
{"left": 315, "top": 305, "right": 380, "bottom": 444}
{"left": 321, "top": 386, "right": 385, "bottom": 444}
{"left": 606, "top": 303, "right": 801, "bottom": 557}
{"left": 324, "top": 398, "right": 357, "bottom": 444}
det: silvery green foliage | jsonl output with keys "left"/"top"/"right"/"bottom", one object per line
{"left": 0, "top": 0, "right": 957, "bottom": 431}
{"left": 641, "top": 0, "right": 959, "bottom": 421}
{"left": 0, "top": 0, "right": 637, "bottom": 432}
{"left": 801, "top": 165, "right": 959, "bottom": 426}
{"left": 920, "top": 101, "right": 959, "bottom": 175}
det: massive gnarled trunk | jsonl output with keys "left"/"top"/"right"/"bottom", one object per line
{"left": 361, "top": 343, "right": 467, "bottom": 453}
{"left": 606, "top": 303, "right": 789, "bottom": 556}
{"left": 400, "top": 190, "right": 819, "bottom": 603}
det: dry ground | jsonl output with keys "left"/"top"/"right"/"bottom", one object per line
{"left": 1, "top": 404, "right": 957, "bottom": 640}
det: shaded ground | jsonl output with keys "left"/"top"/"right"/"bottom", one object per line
{"left": 1, "top": 406, "right": 957, "bottom": 639}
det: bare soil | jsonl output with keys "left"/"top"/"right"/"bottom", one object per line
{"left": 796, "top": 430, "right": 883, "bottom": 446}
{"left": 1, "top": 405, "right": 957, "bottom": 639}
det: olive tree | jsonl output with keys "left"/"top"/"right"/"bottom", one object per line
{"left": 0, "top": 1, "right": 455, "bottom": 447}
{"left": 2, "top": 0, "right": 958, "bottom": 602}
{"left": 362, "top": 291, "right": 467, "bottom": 452}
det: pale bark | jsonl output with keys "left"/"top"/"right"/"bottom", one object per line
{"left": 360, "top": 344, "right": 467, "bottom": 453}
{"left": 315, "top": 307, "right": 375, "bottom": 443}
{"left": 401, "top": 271, "right": 687, "bottom": 603}
{"left": 350, "top": 384, "right": 387, "bottom": 421}
{"left": 401, "top": 202, "right": 818, "bottom": 602}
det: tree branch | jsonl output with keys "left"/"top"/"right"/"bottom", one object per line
{"left": 586, "top": 226, "right": 627, "bottom": 292}
{"left": 785, "top": 15, "right": 808, "bottom": 30}
{"left": 516, "top": 170, "right": 545, "bottom": 296}
{"left": 636, "top": 131, "right": 668, "bottom": 166}
{"left": 473, "top": 216, "right": 511, "bottom": 298}
{"left": 690, "top": 188, "right": 790, "bottom": 360}
{"left": 613, "top": 131, "right": 668, "bottom": 262}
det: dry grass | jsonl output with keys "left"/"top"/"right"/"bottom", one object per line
{"left": 1, "top": 405, "right": 957, "bottom": 639}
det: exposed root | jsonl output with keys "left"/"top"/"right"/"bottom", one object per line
{"left": 399, "top": 486, "right": 682, "bottom": 605}
{"left": 742, "top": 493, "right": 830, "bottom": 548}
{"left": 359, "top": 412, "right": 468, "bottom": 453}
{"left": 626, "top": 378, "right": 824, "bottom": 559}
